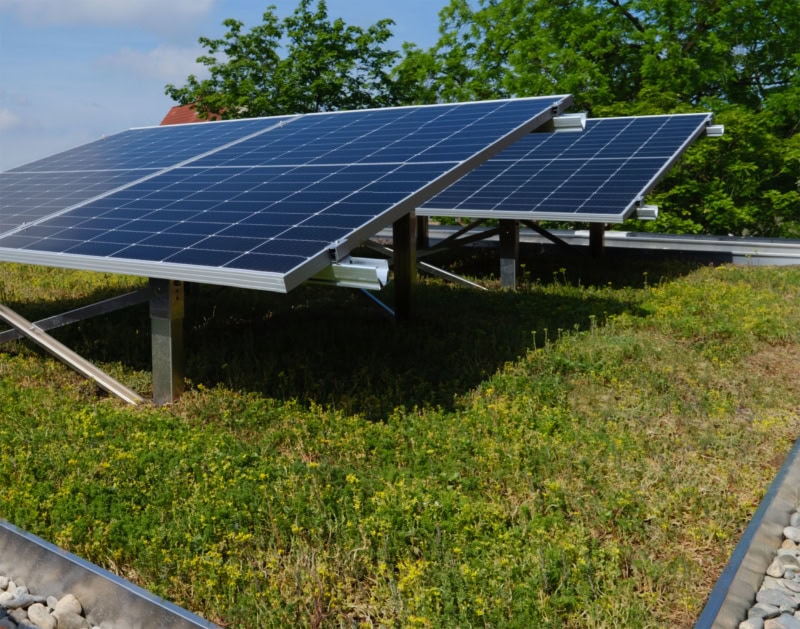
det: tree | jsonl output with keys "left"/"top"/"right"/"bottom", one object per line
{"left": 397, "top": 0, "right": 800, "bottom": 112}
{"left": 165, "top": 0, "right": 401, "bottom": 119}
{"left": 646, "top": 106, "right": 800, "bottom": 236}
{"left": 395, "top": 0, "right": 800, "bottom": 236}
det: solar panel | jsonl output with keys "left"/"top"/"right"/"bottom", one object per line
{"left": 0, "top": 117, "right": 299, "bottom": 233}
{"left": 0, "top": 96, "right": 571, "bottom": 292}
{"left": 7, "top": 117, "right": 297, "bottom": 173}
{"left": 0, "top": 170, "right": 157, "bottom": 233}
{"left": 419, "top": 113, "right": 712, "bottom": 223}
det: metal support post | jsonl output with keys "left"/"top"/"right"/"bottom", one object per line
{"left": 416, "top": 215, "right": 430, "bottom": 250}
{"left": 149, "top": 279, "right": 184, "bottom": 405}
{"left": 392, "top": 212, "right": 417, "bottom": 320}
{"left": 499, "top": 219, "right": 520, "bottom": 289}
{"left": 589, "top": 223, "right": 606, "bottom": 257}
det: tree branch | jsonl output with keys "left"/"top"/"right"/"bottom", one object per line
{"left": 605, "top": 0, "right": 646, "bottom": 34}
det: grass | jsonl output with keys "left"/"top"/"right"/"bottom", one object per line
{"left": 0, "top": 248, "right": 799, "bottom": 628}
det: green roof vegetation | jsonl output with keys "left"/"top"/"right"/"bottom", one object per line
{"left": 0, "top": 253, "right": 799, "bottom": 627}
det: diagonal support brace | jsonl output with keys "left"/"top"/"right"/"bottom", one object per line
{"left": 0, "top": 290, "right": 149, "bottom": 345}
{"left": 0, "top": 303, "right": 143, "bottom": 405}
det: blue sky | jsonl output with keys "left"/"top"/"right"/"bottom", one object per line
{"left": 0, "top": 0, "right": 446, "bottom": 171}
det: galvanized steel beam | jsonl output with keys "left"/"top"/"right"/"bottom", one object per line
{"left": 0, "top": 290, "right": 149, "bottom": 345}
{"left": 392, "top": 212, "right": 417, "bottom": 320}
{"left": 149, "top": 278, "right": 184, "bottom": 405}
{"left": 0, "top": 303, "right": 143, "bottom": 405}
{"left": 499, "top": 220, "right": 520, "bottom": 289}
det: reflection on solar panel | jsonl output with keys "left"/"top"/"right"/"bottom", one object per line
{"left": 0, "top": 96, "right": 570, "bottom": 292}
{"left": 419, "top": 113, "right": 712, "bottom": 223}
{"left": 0, "top": 117, "right": 299, "bottom": 233}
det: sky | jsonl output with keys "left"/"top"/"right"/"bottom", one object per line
{"left": 0, "top": 0, "right": 446, "bottom": 172}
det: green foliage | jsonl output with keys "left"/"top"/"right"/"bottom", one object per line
{"left": 165, "top": 0, "right": 401, "bottom": 118}
{"left": 398, "top": 0, "right": 800, "bottom": 112}
{"left": 628, "top": 105, "right": 800, "bottom": 236}
{"left": 395, "top": 0, "right": 800, "bottom": 237}
{"left": 642, "top": 264, "right": 800, "bottom": 359}
{"left": 1, "top": 261, "right": 800, "bottom": 626}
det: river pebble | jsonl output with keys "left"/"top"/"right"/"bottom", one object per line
{"left": 741, "top": 510, "right": 800, "bottom": 629}
{"left": 766, "top": 615, "right": 800, "bottom": 629}
{"left": 0, "top": 579, "right": 99, "bottom": 629}
{"left": 783, "top": 527, "right": 800, "bottom": 544}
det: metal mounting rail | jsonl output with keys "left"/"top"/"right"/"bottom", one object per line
{"left": 378, "top": 227, "right": 800, "bottom": 265}
{"left": 696, "top": 436, "right": 800, "bottom": 627}
{"left": 0, "top": 290, "right": 149, "bottom": 345}
{"left": 578, "top": 231, "right": 800, "bottom": 265}
{"left": 366, "top": 240, "right": 487, "bottom": 290}
{"left": 0, "top": 303, "right": 143, "bottom": 405}
{"left": 0, "top": 519, "right": 218, "bottom": 628}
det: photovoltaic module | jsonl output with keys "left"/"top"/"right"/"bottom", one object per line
{"left": 420, "top": 113, "right": 712, "bottom": 223}
{"left": 0, "top": 96, "right": 571, "bottom": 292}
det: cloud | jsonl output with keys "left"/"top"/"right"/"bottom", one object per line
{"left": 0, "top": 0, "right": 214, "bottom": 31}
{"left": 98, "top": 45, "right": 208, "bottom": 83}
{"left": 0, "top": 88, "right": 31, "bottom": 109}
{"left": 0, "top": 108, "right": 21, "bottom": 131}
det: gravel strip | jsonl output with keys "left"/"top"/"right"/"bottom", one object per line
{"left": 740, "top": 510, "right": 800, "bottom": 629}
{"left": 0, "top": 577, "right": 99, "bottom": 629}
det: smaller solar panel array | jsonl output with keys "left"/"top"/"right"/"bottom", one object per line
{"left": 420, "top": 113, "right": 712, "bottom": 223}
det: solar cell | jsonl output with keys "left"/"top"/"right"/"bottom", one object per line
{"left": 7, "top": 117, "right": 297, "bottom": 173}
{"left": 0, "top": 116, "right": 299, "bottom": 235}
{"left": 419, "top": 113, "right": 712, "bottom": 223}
{"left": 0, "top": 96, "right": 571, "bottom": 292}
{"left": 0, "top": 170, "right": 158, "bottom": 232}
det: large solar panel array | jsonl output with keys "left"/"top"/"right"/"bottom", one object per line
{"left": 419, "top": 113, "right": 712, "bottom": 223}
{"left": 0, "top": 96, "right": 570, "bottom": 292}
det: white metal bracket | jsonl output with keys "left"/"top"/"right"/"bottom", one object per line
{"left": 553, "top": 112, "right": 587, "bottom": 132}
{"left": 308, "top": 257, "right": 390, "bottom": 290}
{"left": 636, "top": 204, "right": 659, "bottom": 220}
